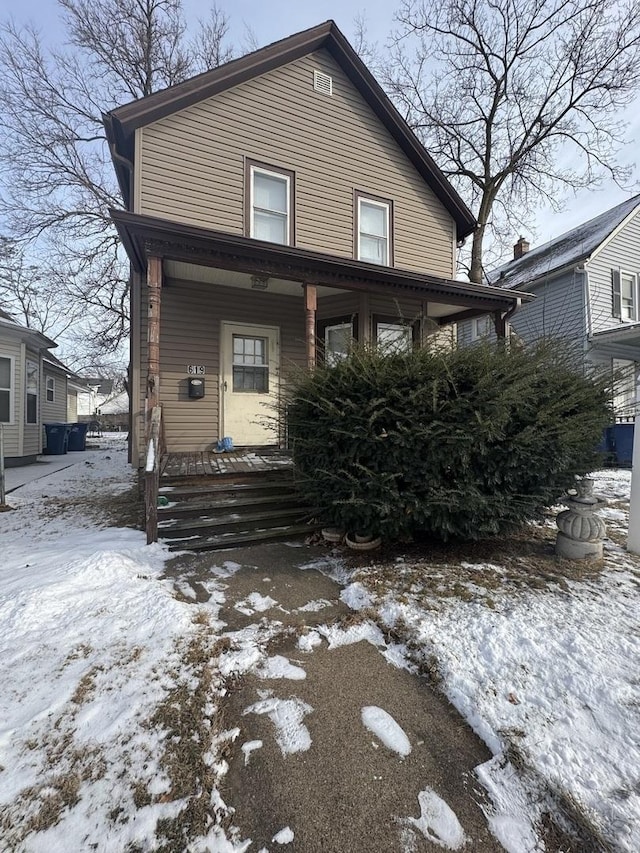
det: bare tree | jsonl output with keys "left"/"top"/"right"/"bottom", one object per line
{"left": 387, "top": 0, "right": 640, "bottom": 281}
{"left": 0, "top": 237, "right": 83, "bottom": 339}
{"left": 0, "top": 0, "right": 233, "bottom": 356}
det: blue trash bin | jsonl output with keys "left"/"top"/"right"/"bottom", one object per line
{"left": 610, "top": 423, "right": 634, "bottom": 467}
{"left": 44, "top": 423, "right": 68, "bottom": 455}
{"left": 68, "top": 422, "right": 88, "bottom": 451}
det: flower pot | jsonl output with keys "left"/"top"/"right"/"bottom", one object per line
{"left": 321, "top": 527, "right": 345, "bottom": 543}
{"left": 345, "top": 533, "right": 381, "bottom": 551}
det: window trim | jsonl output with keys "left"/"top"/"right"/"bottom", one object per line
{"left": 611, "top": 267, "right": 640, "bottom": 323}
{"left": 0, "top": 354, "right": 14, "bottom": 425}
{"left": 245, "top": 159, "right": 295, "bottom": 246}
{"left": 25, "top": 358, "right": 39, "bottom": 425}
{"left": 471, "top": 315, "right": 492, "bottom": 340}
{"left": 373, "top": 315, "right": 419, "bottom": 351}
{"left": 46, "top": 375, "right": 55, "bottom": 403}
{"left": 317, "top": 315, "right": 359, "bottom": 365}
{"left": 354, "top": 190, "right": 394, "bottom": 266}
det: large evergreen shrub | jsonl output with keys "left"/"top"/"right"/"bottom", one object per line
{"left": 284, "top": 341, "right": 611, "bottom": 541}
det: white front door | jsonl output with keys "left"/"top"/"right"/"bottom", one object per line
{"left": 221, "top": 322, "right": 280, "bottom": 446}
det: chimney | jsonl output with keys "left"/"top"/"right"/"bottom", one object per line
{"left": 514, "top": 236, "right": 530, "bottom": 260}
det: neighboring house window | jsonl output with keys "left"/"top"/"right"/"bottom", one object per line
{"left": 319, "top": 316, "right": 358, "bottom": 366}
{"left": 612, "top": 270, "right": 638, "bottom": 321}
{"left": 356, "top": 193, "right": 392, "bottom": 265}
{"left": 26, "top": 360, "right": 39, "bottom": 424}
{"left": 374, "top": 317, "right": 418, "bottom": 354}
{"left": 471, "top": 315, "right": 492, "bottom": 340}
{"left": 247, "top": 161, "right": 294, "bottom": 245}
{"left": 0, "top": 356, "right": 12, "bottom": 423}
{"left": 46, "top": 377, "right": 55, "bottom": 403}
{"left": 612, "top": 358, "right": 637, "bottom": 417}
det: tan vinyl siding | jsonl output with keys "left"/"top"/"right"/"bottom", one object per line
{"left": 42, "top": 371, "right": 68, "bottom": 424}
{"left": 0, "top": 338, "right": 21, "bottom": 457}
{"left": 587, "top": 209, "right": 640, "bottom": 334}
{"left": 138, "top": 277, "right": 307, "bottom": 456}
{"left": 137, "top": 49, "right": 456, "bottom": 277}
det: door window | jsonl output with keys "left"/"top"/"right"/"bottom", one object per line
{"left": 232, "top": 335, "right": 269, "bottom": 392}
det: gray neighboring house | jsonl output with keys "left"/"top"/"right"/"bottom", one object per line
{"left": 0, "top": 308, "right": 83, "bottom": 466}
{"left": 458, "top": 194, "right": 640, "bottom": 419}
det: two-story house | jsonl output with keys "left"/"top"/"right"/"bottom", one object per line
{"left": 104, "top": 20, "right": 531, "bottom": 470}
{"left": 458, "top": 194, "right": 640, "bottom": 420}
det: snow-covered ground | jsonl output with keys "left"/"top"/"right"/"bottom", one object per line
{"left": 342, "top": 468, "right": 640, "bottom": 853}
{"left": 1, "top": 440, "right": 638, "bottom": 852}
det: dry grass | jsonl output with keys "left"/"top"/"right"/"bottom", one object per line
{"left": 145, "top": 618, "right": 238, "bottom": 852}
{"left": 38, "top": 479, "right": 142, "bottom": 530}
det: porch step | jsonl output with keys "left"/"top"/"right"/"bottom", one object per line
{"left": 160, "top": 505, "right": 316, "bottom": 538}
{"left": 156, "top": 468, "right": 317, "bottom": 550}
{"left": 167, "top": 522, "right": 322, "bottom": 553}
{"left": 159, "top": 480, "right": 296, "bottom": 503}
{"left": 159, "top": 492, "right": 305, "bottom": 519}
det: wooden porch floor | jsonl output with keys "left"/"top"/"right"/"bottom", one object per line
{"left": 161, "top": 448, "right": 293, "bottom": 478}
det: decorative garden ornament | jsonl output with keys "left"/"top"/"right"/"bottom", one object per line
{"left": 555, "top": 478, "right": 606, "bottom": 560}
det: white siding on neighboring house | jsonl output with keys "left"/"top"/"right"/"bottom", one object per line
{"left": 587, "top": 208, "right": 640, "bottom": 334}
{"left": 458, "top": 268, "right": 587, "bottom": 354}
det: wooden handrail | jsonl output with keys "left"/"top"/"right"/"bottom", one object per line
{"left": 144, "top": 405, "right": 165, "bottom": 544}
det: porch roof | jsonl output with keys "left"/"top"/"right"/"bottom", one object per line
{"left": 111, "top": 209, "right": 533, "bottom": 319}
{"left": 591, "top": 323, "right": 640, "bottom": 353}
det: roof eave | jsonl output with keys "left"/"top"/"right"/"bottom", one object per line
{"left": 110, "top": 209, "right": 529, "bottom": 312}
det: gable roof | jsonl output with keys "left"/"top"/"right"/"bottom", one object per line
{"left": 488, "top": 194, "right": 640, "bottom": 290}
{"left": 103, "top": 20, "right": 476, "bottom": 241}
{"left": 0, "top": 306, "right": 57, "bottom": 350}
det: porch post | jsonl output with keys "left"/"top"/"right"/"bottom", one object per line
{"left": 147, "top": 256, "right": 163, "bottom": 411}
{"left": 304, "top": 283, "right": 317, "bottom": 368}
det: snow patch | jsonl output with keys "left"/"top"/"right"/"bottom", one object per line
{"left": 405, "top": 787, "right": 467, "bottom": 850}
{"left": 361, "top": 706, "right": 411, "bottom": 757}
{"left": 243, "top": 696, "right": 313, "bottom": 755}
{"left": 258, "top": 655, "right": 306, "bottom": 680}
{"left": 235, "top": 592, "right": 278, "bottom": 615}
{"left": 272, "top": 825, "right": 294, "bottom": 844}
{"left": 241, "top": 740, "right": 263, "bottom": 767}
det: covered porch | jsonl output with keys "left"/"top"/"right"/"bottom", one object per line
{"left": 113, "top": 209, "right": 533, "bottom": 463}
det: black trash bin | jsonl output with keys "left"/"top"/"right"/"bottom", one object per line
{"left": 68, "top": 422, "right": 89, "bottom": 451}
{"left": 44, "top": 423, "right": 69, "bottom": 455}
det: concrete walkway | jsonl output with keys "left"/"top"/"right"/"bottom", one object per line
{"left": 166, "top": 543, "right": 508, "bottom": 852}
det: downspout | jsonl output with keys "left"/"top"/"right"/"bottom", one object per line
{"left": 502, "top": 297, "right": 522, "bottom": 340}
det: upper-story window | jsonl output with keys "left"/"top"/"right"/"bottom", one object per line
{"left": 46, "top": 376, "right": 55, "bottom": 403}
{"left": 0, "top": 356, "right": 12, "bottom": 423}
{"left": 247, "top": 161, "right": 294, "bottom": 246}
{"left": 612, "top": 269, "right": 639, "bottom": 322}
{"left": 356, "top": 193, "right": 392, "bottom": 266}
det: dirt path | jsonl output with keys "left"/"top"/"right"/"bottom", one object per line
{"left": 166, "top": 543, "right": 506, "bottom": 852}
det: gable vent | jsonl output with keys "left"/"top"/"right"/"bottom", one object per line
{"left": 313, "top": 70, "right": 333, "bottom": 96}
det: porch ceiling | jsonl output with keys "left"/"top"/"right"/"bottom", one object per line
{"left": 112, "top": 209, "right": 533, "bottom": 317}
{"left": 164, "top": 260, "right": 346, "bottom": 297}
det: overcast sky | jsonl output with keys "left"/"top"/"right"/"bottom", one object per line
{"left": 8, "top": 0, "right": 640, "bottom": 253}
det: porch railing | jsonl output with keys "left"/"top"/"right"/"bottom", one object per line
{"left": 144, "top": 405, "right": 165, "bottom": 544}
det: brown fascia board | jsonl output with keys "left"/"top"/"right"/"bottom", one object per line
{"left": 110, "top": 209, "right": 529, "bottom": 310}
{"left": 103, "top": 20, "right": 476, "bottom": 240}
